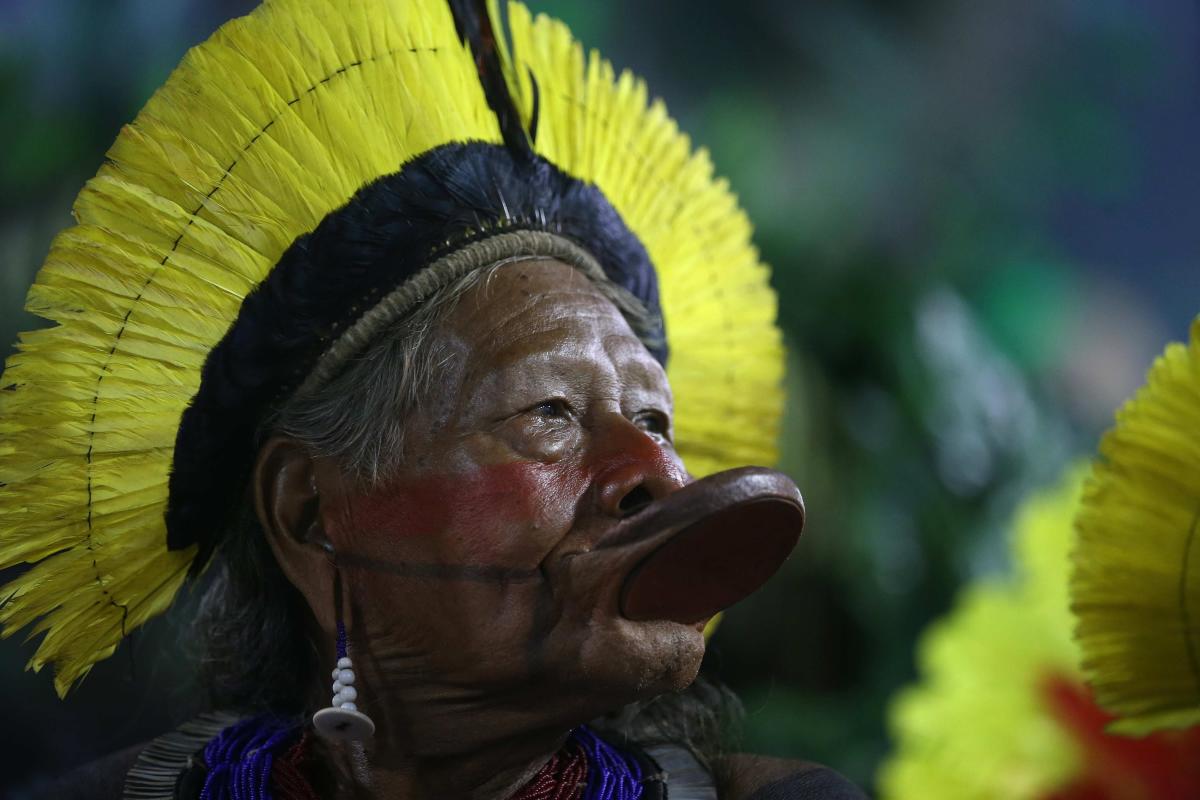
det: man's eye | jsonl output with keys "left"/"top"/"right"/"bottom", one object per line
{"left": 531, "top": 398, "right": 570, "bottom": 418}
{"left": 635, "top": 411, "right": 669, "bottom": 437}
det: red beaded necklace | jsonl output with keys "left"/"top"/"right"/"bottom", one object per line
{"left": 267, "top": 731, "right": 589, "bottom": 800}
{"left": 509, "top": 742, "right": 590, "bottom": 800}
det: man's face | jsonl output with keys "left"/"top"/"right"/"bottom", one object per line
{"left": 323, "top": 258, "right": 703, "bottom": 739}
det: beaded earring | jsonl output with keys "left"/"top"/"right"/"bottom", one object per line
{"left": 312, "top": 568, "right": 376, "bottom": 741}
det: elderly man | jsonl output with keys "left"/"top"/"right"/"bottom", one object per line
{"left": 1, "top": 1, "right": 868, "bottom": 798}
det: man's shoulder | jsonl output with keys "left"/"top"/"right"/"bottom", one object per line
{"left": 22, "top": 741, "right": 147, "bottom": 800}
{"left": 720, "top": 753, "right": 869, "bottom": 800}
{"left": 21, "top": 712, "right": 236, "bottom": 800}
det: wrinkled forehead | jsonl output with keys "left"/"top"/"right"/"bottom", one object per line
{"left": 444, "top": 259, "right": 665, "bottom": 379}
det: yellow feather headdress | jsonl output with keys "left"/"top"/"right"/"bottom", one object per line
{"left": 0, "top": 0, "right": 783, "bottom": 696}
{"left": 1071, "top": 316, "right": 1200, "bottom": 735}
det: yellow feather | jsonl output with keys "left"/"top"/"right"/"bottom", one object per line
{"left": 1070, "top": 316, "right": 1200, "bottom": 734}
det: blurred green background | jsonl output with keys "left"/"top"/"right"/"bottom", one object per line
{"left": 2, "top": 0, "right": 1198, "bottom": 794}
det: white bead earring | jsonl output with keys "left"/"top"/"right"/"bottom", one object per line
{"left": 313, "top": 568, "right": 376, "bottom": 741}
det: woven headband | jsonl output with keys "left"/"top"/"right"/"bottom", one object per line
{"left": 301, "top": 230, "right": 613, "bottom": 397}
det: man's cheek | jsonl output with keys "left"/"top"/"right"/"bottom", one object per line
{"left": 446, "top": 460, "right": 590, "bottom": 564}
{"left": 340, "top": 461, "right": 590, "bottom": 565}
{"left": 341, "top": 480, "right": 448, "bottom": 544}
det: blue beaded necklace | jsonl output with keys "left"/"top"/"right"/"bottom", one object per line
{"left": 198, "top": 715, "right": 645, "bottom": 800}
{"left": 572, "top": 726, "right": 645, "bottom": 800}
{"left": 199, "top": 715, "right": 300, "bottom": 800}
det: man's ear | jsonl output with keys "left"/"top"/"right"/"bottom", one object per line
{"left": 255, "top": 436, "right": 324, "bottom": 548}
{"left": 253, "top": 435, "right": 342, "bottom": 630}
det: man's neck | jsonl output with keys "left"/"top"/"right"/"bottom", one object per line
{"left": 316, "top": 721, "right": 572, "bottom": 800}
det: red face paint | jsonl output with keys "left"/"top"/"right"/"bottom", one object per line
{"left": 339, "top": 459, "right": 592, "bottom": 566}
{"left": 336, "top": 415, "right": 681, "bottom": 570}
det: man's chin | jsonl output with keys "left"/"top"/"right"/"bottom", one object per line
{"left": 645, "top": 618, "right": 707, "bottom": 690}
{"left": 565, "top": 615, "right": 707, "bottom": 701}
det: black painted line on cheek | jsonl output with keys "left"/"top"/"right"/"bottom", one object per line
{"left": 335, "top": 550, "right": 541, "bottom": 583}
{"left": 524, "top": 565, "right": 557, "bottom": 677}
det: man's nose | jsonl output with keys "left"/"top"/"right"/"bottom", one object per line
{"left": 590, "top": 414, "right": 688, "bottom": 518}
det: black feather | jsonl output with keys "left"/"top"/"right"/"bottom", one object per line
{"left": 449, "top": 0, "right": 536, "bottom": 161}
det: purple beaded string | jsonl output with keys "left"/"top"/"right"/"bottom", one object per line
{"left": 332, "top": 567, "right": 350, "bottom": 663}
{"left": 570, "top": 726, "right": 644, "bottom": 800}
{"left": 198, "top": 715, "right": 300, "bottom": 800}
{"left": 335, "top": 620, "right": 348, "bottom": 660}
